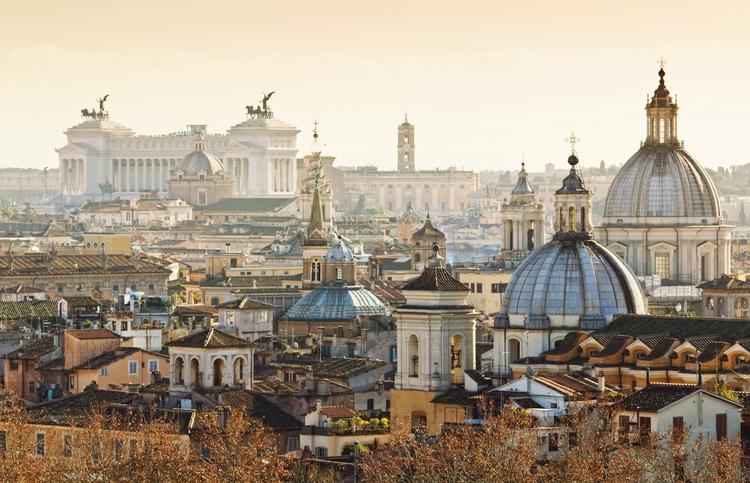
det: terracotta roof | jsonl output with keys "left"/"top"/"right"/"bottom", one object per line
{"left": 66, "top": 328, "right": 120, "bottom": 340}
{"left": 401, "top": 267, "right": 469, "bottom": 292}
{"left": 0, "top": 285, "right": 44, "bottom": 294}
{"left": 641, "top": 338, "right": 678, "bottom": 361}
{"left": 167, "top": 328, "right": 254, "bottom": 349}
{"left": 218, "top": 390, "right": 301, "bottom": 430}
{"left": 592, "top": 335, "right": 631, "bottom": 358}
{"left": 319, "top": 406, "right": 356, "bottom": 419}
{"left": 72, "top": 348, "right": 165, "bottom": 370}
{"left": 61, "top": 296, "right": 101, "bottom": 307}
{"left": 599, "top": 314, "right": 750, "bottom": 341}
{"left": 172, "top": 304, "right": 217, "bottom": 316}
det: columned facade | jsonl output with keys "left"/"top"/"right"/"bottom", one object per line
{"left": 58, "top": 113, "right": 299, "bottom": 206}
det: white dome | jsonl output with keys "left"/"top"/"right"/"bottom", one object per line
{"left": 604, "top": 146, "right": 721, "bottom": 221}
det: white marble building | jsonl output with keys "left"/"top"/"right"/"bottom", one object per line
{"left": 58, "top": 111, "right": 299, "bottom": 205}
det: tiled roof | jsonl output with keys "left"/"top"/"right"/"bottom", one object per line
{"left": 28, "top": 389, "right": 139, "bottom": 420}
{"left": 598, "top": 315, "right": 750, "bottom": 341}
{"left": 592, "top": 335, "right": 631, "bottom": 357}
{"left": 319, "top": 406, "right": 356, "bottom": 419}
{"left": 72, "top": 348, "right": 164, "bottom": 370}
{"left": 0, "top": 300, "right": 57, "bottom": 319}
{"left": 313, "top": 358, "right": 386, "bottom": 378}
{"left": 61, "top": 296, "right": 100, "bottom": 307}
{"left": 0, "top": 285, "right": 44, "bottom": 294}
{"left": 167, "top": 328, "right": 254, "bottom": 349}
{"left": 401, "top": 267, "right": 469, "bottom": 292}
{"left": 6, "top": 336, "right": 55, "bottom": 359}
{"left": 696, "top": 342, "right": 729, "bottom": 363}
{"left": 0, "top": 254, "right": 169, "bottom": 276}
{"left": 545, "top": 331, "right": 585, "bottom": 356}
{"left": 197, "top": 197, "right": 297, "bottom": 214}
{"left": 219, "top": 390, "right": 301, "bottom": 430}
{"left": 697, "top": 274, "right": 750, "bottom": 291}
{"left": 616, "top": 384, "right": 701, "bottom": 411}
{"left": 641, "top": 338, "right": 678, "bottom": 361}
{"left": 66, "top": 329, "right": 120, "bottom": 340}
{"left": 216, "top": 296, "right": 275, "bottom": 310}
{"left": 172, "top": 304, "right": 217, "bottom": 316}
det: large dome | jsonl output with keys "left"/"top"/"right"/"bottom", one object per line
{"left": 604, "top": 146, "right": 720, "bottom": 220}
{"left": 178, "top": 136, "right": 224, "bottom": 175}
{"left": 499, "top": 237, "right": 647, "bottom": 329}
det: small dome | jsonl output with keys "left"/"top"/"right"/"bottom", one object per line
{"left": 498, "top": 238, "right": 647, "bottom": 329}
{"left": 604, "top": 146, "right": 720, "bottom": 220}
{"left": 412, "top": 215, "right": 445, "bottom": 241}
{"left": 325, "top": 238, "right": 354, "bottom": 262}
{"left": 284, "top": 286, "right": 390, "bottom": 321}
{"left": 178, "top": 136, "right": 224, "bottom": 175}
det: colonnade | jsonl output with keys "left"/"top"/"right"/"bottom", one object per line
{"left": 112, "top": 159, "right": 175, "bottom": 193}
{"left": 61, "top": 159, "right": 85, "bottom": 195}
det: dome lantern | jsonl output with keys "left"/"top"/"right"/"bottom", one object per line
{"left": 645, "top": 61, "right": 679, "bottom": 146}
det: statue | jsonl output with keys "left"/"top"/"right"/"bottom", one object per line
{"left": 97, "top": 94, "right": 109, "bottom": 112}
{"left": 261, "top": 91, "right": 274, "bottom": 112}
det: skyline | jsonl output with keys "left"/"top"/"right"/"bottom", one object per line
{"left": 2, "top": 1, "right": 750, "bottom": 172}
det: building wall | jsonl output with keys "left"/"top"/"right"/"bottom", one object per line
{"left": 391, "top": 388, "right": 462, "bottom": 436}
{"left": 64, "top": 333, "right": 121, "bottom": 369}
{"left": 70, "top": 350, "right": 169, "bottom": 393}
{"left": 455, "top": 270, "right": 511, "bottom": 316}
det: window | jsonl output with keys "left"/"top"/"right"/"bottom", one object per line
{"left": 367, "top": 398, "right": 375, "bottom": 411}
{"left": 314, "top": 447, "right": 328, "bottom": 458}
{"left": 386, "top": 399, "right": 391, "bottom": 411}
{"left": 469, "top": 283, "right": 475, "bottom": 292}
{"left": 148, "top": 283, "right": 155, "bottom": 291}
{"left": 568, "top": 431, "right": 577, "bottom": 447}
{"left": 491, "top": 283, "right": 502, "bottom": 293}
{"left": 336, "top": 267, "right": 343, "bottom": 280}
{"left": 655, "top": 253, "right": 670, "bottom": 279}
{"left": 211, "top": 297, "right": 219, "bottom": 306}
{"left": 9, "top": 360, "right": 18, "bottom": 370}
{"left": 716, "top": 413, "right": 727, "bottom": 440}
{"left": 29, "top": 381, "right": 35, "bottom": 393}
{"left": 128, "top": 361, "right": 138, "bottom": 375}
{"left": 149, "top": 360, "right": 158, "bottom": 373}
{"left": 100, "top": 367, "right": 108, "bottom": 376}
{"left": 113, "top": 284, "right": 119, "bottom": 292}
{"left": 639, "top": 416, "right": 651, "bottom": 444}
{"left": 548, "top": 433, "right": 559, "bottom": 452}
{"left": 58, "top": 285, "right": 64, "bottom": 294}
{"left": 63, "top": 434, "right": 73, "bottom": 458}
{"left": 672, "top": 416, "right": 684, "bottom": 443}
{"left": 286, "top": 436, "right": 300, "bottom": 452}
{"left": 198, "top": 190, "right": 208, "bottom": 205}
{"left": 476, "top": 283, "right": 483, "bottom": 293}
{"left": 36, "top": 433, "right": 45, "bottom": 456}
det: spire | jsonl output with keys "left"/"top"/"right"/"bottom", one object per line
{"left": 553, "top": 138, "right": 592, "bottom": 239}
{"left": 511, "top": 162, "right": 534, "bottom": 196}
{"left": 307, "top": 123, "right": 325, "bottom": 239}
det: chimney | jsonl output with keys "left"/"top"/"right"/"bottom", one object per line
{"left": 598, "top": 374, "right": 606, "bottom": 394}
{"left": 646, "top": 367, "right": 651, "bottom": 386}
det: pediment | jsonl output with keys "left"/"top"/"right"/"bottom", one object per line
{"left": 57, "top": 143, "right": 92, "bottom": 156}
{"left": 222, "top": 142, "right": 255, "bottom": 154}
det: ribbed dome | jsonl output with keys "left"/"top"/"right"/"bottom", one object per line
{"left": 325, "top": 239, "right": 354, "bottom": 262}
{"left": 604, "top": 146, "right": 720, "bottom": 220}
{"left": 499, "top": 238, "right": 647, "bottom": 329}
{"left": 178, "top": 136, "right": 224, "bottom": 175}
{"left": 284, "top": 286, "right": 389, "bottom": 321}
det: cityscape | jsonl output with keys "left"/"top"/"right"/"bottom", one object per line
{"left": 1, "top": 1, "right": 750, "bottom": 481}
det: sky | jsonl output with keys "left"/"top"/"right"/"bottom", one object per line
{"left": 1, "top": 0, "right": 749, "bottom": 173}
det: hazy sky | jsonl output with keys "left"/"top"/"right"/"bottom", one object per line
{"left": 1, "top": 0, "right": 749, "bottom": 172}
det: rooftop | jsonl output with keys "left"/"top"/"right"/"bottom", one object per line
{"left": 167, "top": 327, "right": 254, "bottom": 349}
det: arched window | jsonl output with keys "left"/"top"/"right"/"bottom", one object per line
{"left": 568, "top": 207, "right": 576, "bottom": 232}
{"left": 580, "top": 207, "right": 586, "bottom": 231}
{"left": 190, "top": 359, "right": 200, "bottom": 387}
{"left": 508, "top": 339, "right": 521, "bottom": 363}
{"left": 213, "top": 358, "right": 225, "bottom": 386}
{"left": 233, "top": 358, "right": 244, "bottom": 385}
{"left": 175, "top": 357, "right": 184, "bottom": 385}
{"left": 559, "top": 208, "right": 565, "bottom": 230}
{"left": 659, "top": 118, "right": 666, "bottom": 143}
{"left": 311, "top": 261, "right": 321, "bottom": 282}
{"left": 408, "top": 335, "right": 419, "bottom": 377}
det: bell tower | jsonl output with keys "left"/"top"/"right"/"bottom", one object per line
{"left": 397, "top": 115, "right": 415, "bottom": 173}
{"left": 553, "top": 133, "right": 593, "bottom": 238}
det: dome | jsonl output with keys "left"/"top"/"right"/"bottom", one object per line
{"left": 325, "top": 238, "right": 354, "bottom": 262}
{"left": 412, "top": 215, "right": 445, "bottom": 241}
{"left": 178, "top": 136, "right": 224, "bottom": 175}
{"left": 511, "top": 163, "right": 534, "bottom": 196}
{"left": 498, "top": 238, "right": 647, "bottom": 329}
{"left": 284, "top": 286, "right": 390, "bottom": 321}
{"left": 603, "top": 146, "right": 720, "bottom": 220}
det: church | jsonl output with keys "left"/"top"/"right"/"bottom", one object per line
{"left": 595, "top": 66, "right": 733, "bottom": 284}
{"left": 57, "top": 96, "right": 298, "bottom": 205}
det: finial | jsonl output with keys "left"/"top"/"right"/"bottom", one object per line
{"left": 565, "top": 131, "right": 580, "bottom": 155}
{"left": 520, "top": 161, "right": 526, "bottom": 173}
{"left": 404, "top": 112, "right": 408, "bottom": 123}
{"left": 432, "top": 242, "right": 439, "bottom": 253}
{"left": 659, "top": 56, "right": 667, "bottom": 70}
{"left": 311, "top": 120, "right": 322, "bottom": 156}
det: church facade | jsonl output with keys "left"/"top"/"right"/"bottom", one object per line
{"left": 57, "top": 99, "right": 299, "bottom": 205}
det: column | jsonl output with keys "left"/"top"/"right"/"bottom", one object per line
{"left": 244, "top": 159, "right": 250, "bottom": 195}
{"left": 125, "top": 161, "right": 131, "bottom": 192}
{"left": 79, "top": 159, "right": 85, "bottom": 194}
{"left": 61, "top": 160, "right": 67, "bottom": 195}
